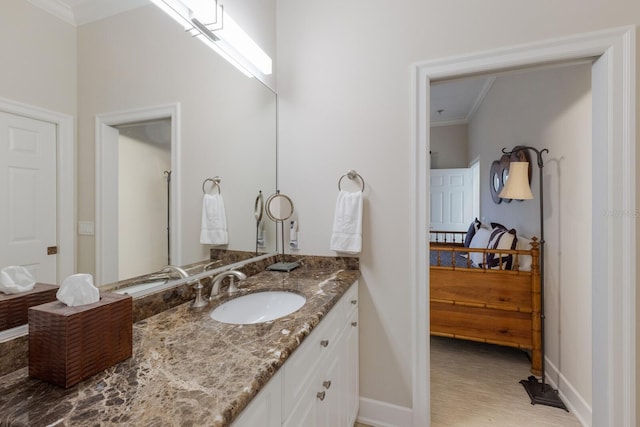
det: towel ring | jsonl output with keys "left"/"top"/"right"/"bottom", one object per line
{"left": 338, "top": 169, "right": 365, "bottom": 192}
{"left": 202, "top": 176, "right": 221, "bottom": 194}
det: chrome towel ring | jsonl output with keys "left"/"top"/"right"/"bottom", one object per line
{"left": 338, "top": 169, "right": 365, "bottom": 192}
{"left": 202, "top": 176, "right": 221, "bottom": 194}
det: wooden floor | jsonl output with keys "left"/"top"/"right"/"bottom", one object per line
{"left": 355, "top": 337, "right": 584, "bottom": 426}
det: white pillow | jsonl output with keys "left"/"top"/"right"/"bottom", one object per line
{"left": 468, "top": 227, "right": 491, "bottom": 266}
{"left": 486, "top": 227, "right": 518, "bottom": 269}
{"left": 515, "top": 236, "right": 533, "bottom": 271}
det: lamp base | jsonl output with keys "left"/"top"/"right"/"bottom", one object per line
{"left": 520, "top": 376, "right": 568, "bottom": 411}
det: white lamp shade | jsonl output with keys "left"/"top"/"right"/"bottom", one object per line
{"left": 499, "top": 162, "right": 534, "bottom": 200}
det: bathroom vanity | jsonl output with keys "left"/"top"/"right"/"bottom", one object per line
{"left": 0, "top": 259, "right": 359, "bottom": 427}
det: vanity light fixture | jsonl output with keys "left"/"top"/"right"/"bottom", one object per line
{"left": 149, "top": 0, "right": 272, "bottom": 78}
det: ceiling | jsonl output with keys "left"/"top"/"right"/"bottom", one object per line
{"left": 31, "top": 0, "right": 493, "bottom": 125}
{"left": 430, "top": 77, "right": 495, "bottom": 126}
{"left": 28, "top": 0, "right": 148, "bottom": 26}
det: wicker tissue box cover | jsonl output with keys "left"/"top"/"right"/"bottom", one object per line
{"left": 0, "top": 283, "right": 58, "bottom": 331}
{"left": 28, "top": 292, "right": 133, "bottom": 388}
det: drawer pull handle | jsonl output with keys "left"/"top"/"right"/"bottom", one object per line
{"left": 320, "top": 339, "right": 329, "bottom": 347}
{"left": 351, "top": 299, "right": 357, "bottom": 305}
{"left": 351, "top": 321, "right": 358, "bottom": 327}
{"left": 317, "top": 391, "right": 326, "bottom": 401}
{"left": 323, "top": 380, "right": 332, "bottom": 389}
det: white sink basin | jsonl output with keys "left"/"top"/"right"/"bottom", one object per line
{"left": 210, "top": 291, "right": 306, "bottom": 324}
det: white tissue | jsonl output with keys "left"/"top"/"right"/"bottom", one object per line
{"left": 56, "top": 274, "right": 100, "bottom": 307}
{"left": 0, "top": 266, "right": 36, "bottom": 294}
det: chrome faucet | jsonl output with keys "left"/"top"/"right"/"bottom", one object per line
{"left": 160, "top": 265, "right": 190, "bottom": 279}
{"left": 210, "top": 270, "right": 247, "bottom": 299}
{"left": 203, "top": 260, "right": 222, "bottom": 271}
{"left": 161, "top": 265, "right": 208, "bottom": 309}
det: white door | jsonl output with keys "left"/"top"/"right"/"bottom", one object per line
{"left": 0, "top": 112, "right": 57, "bottom": 283}
{"left": 430, "top": 168, "right": 473, "bottom": 233}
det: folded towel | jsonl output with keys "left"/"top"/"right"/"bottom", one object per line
{"left": 330, "top": 190, "right": 363, "bottom": 254}
{"left": 200, "top": 193, "right": 228, "bottom": 245}
{"left": 0, "top": 266, "right": 36, "bottom": 294}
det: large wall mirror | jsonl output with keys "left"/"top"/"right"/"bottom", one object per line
{"left": 0, "top": 1, "right": 276, "bottom": 337}
{"left": 80, "top": 4, "right": 278, "bottom": 286}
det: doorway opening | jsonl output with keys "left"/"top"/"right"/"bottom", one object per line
{"left": 95, "top": 103, "right": 181, "bottom": 286}
{"left": 428, "top": 61, "right": 591, "bottom": 426}
{"left": 116, "top": 119, "right": 172, "bottom": 280}
{"left": 412, "top": 27, "right": 635, "bottom": 427}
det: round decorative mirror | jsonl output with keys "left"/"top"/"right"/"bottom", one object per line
{"left": 489, "top": 160, "right": 503, "bottom": 204}
{"left": 265, "top": 192, "right": 294, "bottom": 222}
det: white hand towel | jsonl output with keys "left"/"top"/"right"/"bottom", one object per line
{"left": 330, "top": 190, "right": 363, "bottom": 254}
{"left": 200, "top": 193, "right": 228, "bottom": 245}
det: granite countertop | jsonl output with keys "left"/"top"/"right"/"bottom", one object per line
{"left": 0, "top": 264, "right": 359, "bottom": 427}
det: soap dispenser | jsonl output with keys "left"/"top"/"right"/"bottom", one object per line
{"left": 289, "top": 220, "right": 299, "bottom": 249}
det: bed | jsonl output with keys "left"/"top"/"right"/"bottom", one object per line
{"left": 429, "top": 229, "right": 542, "bottom": 375}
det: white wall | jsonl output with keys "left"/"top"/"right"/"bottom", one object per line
{"left": 76, "top": 5, "right": 277, "bottom": 274}
{"left": 430, "top": 124, "right": 468, "bottom": 168}
{"left": 276, "top": 0, "right": 639, "bottom": 415}
{"left": 0, "top": 0, "right": 76, "bottom": 117}
{"left": 468, "top": 63, "right": 593, "bottom": 408}
{"left": 118, "top": 124, "right": 171, "bottom": 279}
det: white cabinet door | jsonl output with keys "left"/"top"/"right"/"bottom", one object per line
{"left": 316, "top": 348, "right": 342, "bottom": 427}
{"left": 232, "top": 372, "right": 282, "bottom": 427}
{"left": 345, "top": 310, "right": 359, "bottom": 425}
{"left": 282, "top": 377, "right": 318, "bottom": 427}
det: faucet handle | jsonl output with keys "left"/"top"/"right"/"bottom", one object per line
{"left": 228, "top": 276, "right": 239, "bottom": 293}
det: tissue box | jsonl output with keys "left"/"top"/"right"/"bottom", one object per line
{"left": 0, "top": 283, "right": 58, "bottom": 331}
{"left": 28, "top": 292, "right": 132, "bottom": 388}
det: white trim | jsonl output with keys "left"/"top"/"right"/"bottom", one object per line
{"left": 466, "top": 76, "right": 495, "bottom": 122}
{"left": 429, "top": 118, "right": 467, "bottom": 127}
{"left": 412, "top": 26, "right": 635, "bottom": 426}
{"left": 0, "top": 96, "right": 75, "bottom": 284}
{"left": 546, "top": 358, "right": 592, "bottom": 427}
{"left": 357, "top": 397, "right": 412, "bottom": 427}
{"left": 95, "top": 103, "right": 181, "bottom": 285}
{"left": 27, "top": 0, "right": 75, "bottom": 25}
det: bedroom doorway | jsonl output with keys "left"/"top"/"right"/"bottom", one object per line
{"left": 412, "top": 27, "right": 635, "bottom": 427}
{"left": 428, "top": 61, "right": 591, "bottom": 426}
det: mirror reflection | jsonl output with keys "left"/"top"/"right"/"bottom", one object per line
{"left": 78, "top": 4, "right": 278, "bottom": 286}
{"left": 0, "top": 1, "right": 277, "bottom": 336}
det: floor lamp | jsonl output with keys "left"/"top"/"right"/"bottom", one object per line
{"left": 499, "top": 146, "right": 567, "bottom": 411}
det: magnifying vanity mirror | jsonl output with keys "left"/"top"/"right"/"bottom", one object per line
{"left": 265, "top": 192, "right": 299, "bottom": 272}
{"left": 265, "top": 192, "right": 295, "bottom": 223}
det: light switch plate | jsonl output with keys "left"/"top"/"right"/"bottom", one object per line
{"left": 78, "top": 221, "right": 95, "bottom": 236}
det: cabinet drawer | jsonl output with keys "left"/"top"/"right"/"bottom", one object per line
{"left": 282, "top": 301, "right": 341, "bottom": 418}
{"left": 343, "top": 280, "right": 359, "bottom": 322}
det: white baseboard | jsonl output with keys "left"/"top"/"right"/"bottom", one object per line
{"left": 356, "top": 397, "right": 412, "bottom": 427}
{"left": 545, "top": 358, "right": 592, "bottom": 427}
